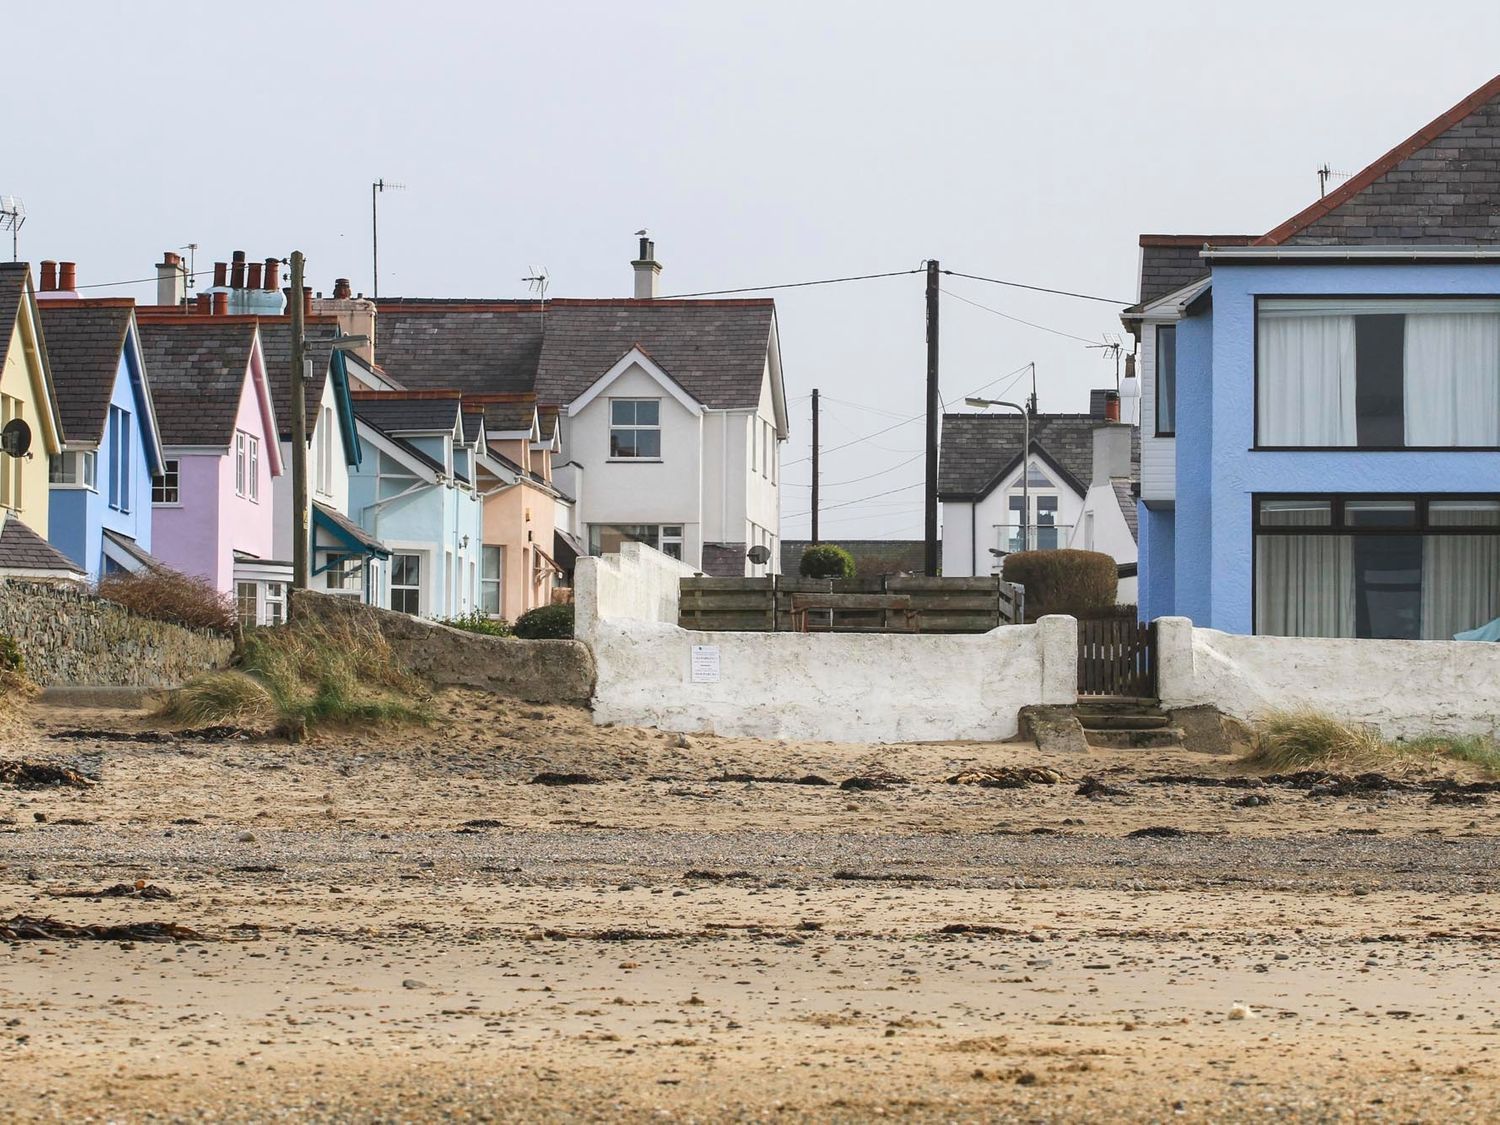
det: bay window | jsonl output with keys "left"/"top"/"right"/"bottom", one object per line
{"left": 1254, "top": 495, "right": 1500, "bottom": 640}
{"left": 1257, "top": 298, "right": 1500, "bottom": 447}
{"left": 50, "top": 450, "right": 97, "bottom": 489}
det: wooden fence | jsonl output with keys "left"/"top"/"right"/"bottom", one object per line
{"left": 1077, "top": 617, "right": 1156, "bottom": 697}
{"left": 678, "top": 576, "right": 1021, "bottom": 633}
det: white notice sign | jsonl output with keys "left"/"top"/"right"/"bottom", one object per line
{"left": 690, "top": 645, "right": 721, "bottom": 683}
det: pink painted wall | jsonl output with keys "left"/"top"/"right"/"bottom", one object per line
{"left": 150, "top": 351, "right": 280, "bottom": 592}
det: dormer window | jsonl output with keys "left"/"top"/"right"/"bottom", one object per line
{"left": 609, "top": 399, "right": 661, "bottom": 459}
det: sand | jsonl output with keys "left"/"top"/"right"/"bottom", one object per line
{"left": 2, "top": 689, "right": 1499, "bottom": 1122}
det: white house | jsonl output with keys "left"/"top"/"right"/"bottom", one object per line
{"left": 371, "top": 240, "right": 789, "bottom": 576}
{"left": 939, "top": 393, "right": 1138, "bottom": 602}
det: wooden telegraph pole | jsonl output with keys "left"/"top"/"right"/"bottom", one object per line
{"left": 924, "top": 259, "right": 940, "bottom": 576}
{"left": 810, "top": 388, "right": 821, "bottom": 543}
{"left": 290, "top": 250, "right": 309, "bottom": 590}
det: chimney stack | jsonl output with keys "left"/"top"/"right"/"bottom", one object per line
{"left": 247, "top": 261, "right": 263, "bottom": 291}
{"left": 212, "top": 291, "right": 229, "bottom": 316}
{"left": 213, "top": 261, "right": 228, "bottom": 289}
{"left": 196, "top": 293, "right": 212, "bottom": 314}
{"left": 631, "top": 236, "right": 661, "bottom": 299}
{"left": 39, "top": 261, "right": 57, "bottom": 292}
{"left": 263, "top": 257, "right": 280, "bottom": 291}
{"left": 157, "top": 251, "right": 186, "bottom": 307}
{"left": 57, "top": 262, "right": 77, "bottom": 292}
{"left": 230, "top": 250, "right": 246, "bottom": 290}
{"left": 333, "top": 277, "right": 352, "bottom": 299}
{"left": 1090, "top": 420, "right": 1133, "bottom": 487}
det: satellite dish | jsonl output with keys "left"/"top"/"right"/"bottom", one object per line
{"left": 746, "top": 544, "right": 771, "bottom": 565}
{"left": 0, "top": 418, "right": 31, "bottom": 458}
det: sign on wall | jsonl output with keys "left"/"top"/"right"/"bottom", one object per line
{"left": 690, "top": 644, "right": 721, "bottom": 683}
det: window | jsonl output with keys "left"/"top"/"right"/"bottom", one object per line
{"left": 106, "top": 406, "right": 132, "bottom": 512}
{"left": 264, "top": 582, "right": 286, "bottom": 626}
{"left": 1253, "top": 494, "right": 1500, "bottom": 640}
{"left": 1000, "top": 460, "right": 1071, "bottom": 553}
{"left": 153, "top": 459, "right": 180, "bottom": 505}
{"left": 236, "top": 581, "right": 258, "bottom": 628}
{"left": 391, "top": 552, "right": 422, "bottom": 615}
{"left": 660, "top": 525, "right": 684, "bottom": 560}
{"left": 49, "top": 451, "right": 96, "bottom": 489}
{"left": 1156, "top": 324, "right": 1176, "bottom": 436}
{"left": 587, "top": 523, "right": 683, "bottom": 558}
{"left": 325, "top": 558, "right": 362, "bottom": 594}
{"left": 1256, "top": 298, "right": 1500, "bottom": 448}
{"left": 609, "top": 399, "right": 661, "bottom": 459}
{"left": 0, "top": 394, "right": 21, "bottom": 510}
{"left": 763, "top": 420, "right": 772, "bottom": 477}
{"left": 235, "top": 431, "right": 259, "bottom": 500}
{"left": 316, "top": 406, "right": 334, "bottom": 496}
{"left": 481, "top": 546, "right": 504, "bottom": 616}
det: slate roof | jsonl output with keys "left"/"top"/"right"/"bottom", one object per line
{"left": 477, "top": 399, "right": 537, "bottom": 434}
{"left": 102, "top": 528, "right": 167, "bottom": 573}
{"left": 36, "top": 302, "right": 132, "bottom": 444}
{"left": 312, "top": 501, "right": 388, "bottom": 556}
{"left": 780, "top": 540, "right": 926, "bottom": 579}
{"left": 538, "top": 403, "right": 560, "bottom": 440}
{"left": 349, "top": 393, "right": 461, "bottom": 434}
{"left": 1134, "top": 235, "right": 1255, "bottom": 307}
{"left": 1111, "top": 478, "right": 1139, "bottom": 543}
{"left": 135, "top": 321, "right": 259, "bottom": 447}
{"left": 700, "top": 542, "right": 747, "bottom": 578}
{"left": 461, "top": 411, "right": 485, "bottom": 443}
{"left": 256, "top": 320, "right": 342, "bottom": 440}
{"left": 0, "top": 511, "right": 84, "bottom": 574}
{"left": 1261, "top": 74, "right": 1500, "bottom": 245}
{"left": 372, "top": 299, "right": 776, "bottom": 410}
{"left": 0, "top": 265, "right": 27, "bottom": 376}
{"left": 940, "top": 413, "right": 1138, "bottom": 498}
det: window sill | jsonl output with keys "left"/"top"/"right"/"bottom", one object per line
{"left": 1251, "top": 445, "right": 1500, "bottom": 452}
{"left": 49, "top": 483, "right": 97, "bottom": 491}
{"left": 606, "top": 458, "right": 665, "bottom": 464}
{"left": 152, "top": 501, "right": 183, "bottom": 508}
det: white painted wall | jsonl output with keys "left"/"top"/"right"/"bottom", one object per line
{"left": 1138, "top": 314, "right": 1177, "bottom": 505}
{"left": 576, "top": 542, "right": 1077, "bottom": 743}
{"left": 271, "top": 375, "right": 349, "bottom": 564}
{"left": 1156, "top": 617, "right": 1500, "bottom": 739}
{"left": 941, "top": 456, "right": 1086, "bottom": 578}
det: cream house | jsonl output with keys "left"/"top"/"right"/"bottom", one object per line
{"left": 0, "top": 263, "right": 64, "bottom": 539}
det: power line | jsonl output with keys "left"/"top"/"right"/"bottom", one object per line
{"left": 782, "top": 449, "right": 925, "bottom": 489}
{"left": 783, "top": 480, "right": 923, "bottom": 520}
{"left": 941, "top": 288, "right": 1102, "bottom": 346}
{"left": 658, "top": 268, "right": 924, "bottom": 300}
{"left": 941, "top": 269, "right": 1131, "bottom": 306}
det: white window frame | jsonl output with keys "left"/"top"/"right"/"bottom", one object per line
{"left": 107, "top": 405, "right": 132, "bottom": 513}
{"left": 0, "top": 394, "right": 20, "bottom": 511}
{"left": 153, "top": 458, "right": 181, "bottom": 506}
{"left": 390, "top": 551, "right": 424, "bottom": 616}
{"left": 608, "top": 398, "right": 662, "bottom": 461}
{"left": 49, "top": 450, "right": 97, "bottom": 490}
{"left": 481, "top": 545, "right": 504, "bottom": 617}
{"left": 235, "top": 581, "right": 258, "bottom": 628}
{"left": 235, "top": 431, "right": 260, "bottom": 502}
{"left": 263, "top": 581, "right": 286, "bottom": 626}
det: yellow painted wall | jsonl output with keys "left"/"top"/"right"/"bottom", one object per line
{"left": 0, "top": 316, "right": 56, "bottom": 535}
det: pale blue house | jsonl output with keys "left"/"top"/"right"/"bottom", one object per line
{"left": 1126, "top": 74, "right": 1500, "bottom": 641}
{"left": 348, "top": 390, "right": 484, "bottom": 617}
{"left": 39, "top": 299, "right": 165, "bottom": 580}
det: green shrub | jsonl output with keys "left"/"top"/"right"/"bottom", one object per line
{"left": 0, "top": 634, "right": 23, "bottom": 675}
{"left": 799, "top": 544, "right": 856, "bottom": 580}
{"left": 439, "top": 611, "right": 512, "bottom": 637}
{"left": 514, "top": 604, "right": 575, "bottom": 639}
{"left": 1001, "top": 549, "right": 1117, "bottom": 622}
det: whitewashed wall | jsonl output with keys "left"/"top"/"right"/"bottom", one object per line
{"left": 1156, "top": 617, "right": 1500, "bottom": 739}
{"left": 576, "top": 542, "right": 1076, "bottom": 743}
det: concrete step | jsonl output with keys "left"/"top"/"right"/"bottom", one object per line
{"left": 1077, "top": 713, "right": 1172, "bottom": 731}
{"left": 1083, "top": 728, "right": 1186, "bottom": 750}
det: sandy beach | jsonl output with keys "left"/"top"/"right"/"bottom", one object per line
{"left": 3, "top": 690, "right": 1499, "bottom": 1122}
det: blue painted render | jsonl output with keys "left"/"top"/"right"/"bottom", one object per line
{"left": 1166, "top": 261, "right": 1500, "bottom": 633}
{"left": 1136, "top": 504, "right": 1175, "bottom": 624}
{"left": 47, "top": 328, "right": 160, "bottom": 581}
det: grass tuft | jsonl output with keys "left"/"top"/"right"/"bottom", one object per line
{"left": 153, "top": 671, "right": 277, "bottom": 728}
{"left": 1244, "top": 709, "right": 1500, "bottom": 777}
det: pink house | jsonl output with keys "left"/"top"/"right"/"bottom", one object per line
{"left": 135, "top": 315, "right": 287, "bottom": 624}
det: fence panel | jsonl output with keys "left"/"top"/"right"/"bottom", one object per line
{"left": 678, "top": 575, "right": 1022, "bottom": 633}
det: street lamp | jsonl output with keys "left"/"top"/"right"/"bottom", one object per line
{"left": 966, "top": 397, "right": 1030, "bottom": 553}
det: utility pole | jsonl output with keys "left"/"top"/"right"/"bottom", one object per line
{"left": 924, "top": 259, "right": 940, "bottom": 576}
{"left": 810, "top": 388, "right": 821, "bottom": 543}
{"left": 290, "top": 250, "right": 309, "bottom": 590}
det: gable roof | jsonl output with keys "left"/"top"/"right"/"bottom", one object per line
{"left": 136, "top": 319, "right": 263, "bottom": 447}
{"left": 1111, "top": 478, "right": 1139, "bottom": 543}
{"left": 1132, "top": 235, "right": 1255, "bottom": 309}
{"left": 35, "top": 301, "right": 131, "bottom": 442}
{"left": 0, "top": 264, "right": 64, "bottom": 454}
{"left": 0, "top": 511, "right": 84, "bottom": 575}
{"left": 349, "top": 391, "right": 463, "bottom": 434}
{"left": 255, "top": 319, "right": 343, "bottom": 441}
{"left": 938, "top": 412, "right": 1138, "bottom": 500}
{"left": 371, "top": 298, "right": 777, "bottom": 411}
{"left": 1259, "top": 74, "right": 1500, "bottom": 246}
{"left": 0, "top": 264, "right": 29, "bottom": 379}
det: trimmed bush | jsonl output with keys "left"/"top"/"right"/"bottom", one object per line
{"left": 440, "top": 611, "right": 513, "bottom": 637}
{"left": 1001, "top": 549, "right": 1117, "bottom": 622}
{"left": 97, "top": 569, "right": 236, "bottom": 634}
{"left": 0, "top": 634, "right": 22, "bottom": 675}
{"left": 799, "top": 544, "right": 856, "bottom": 580}
{"left": 514, "top": 603, "right": 575, "bottom": 639}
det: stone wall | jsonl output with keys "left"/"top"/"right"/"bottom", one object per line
{"left": 0, "top": 579, "right": 234, "bottom": 687}
{"left": 291, "top": 591, "right": 595, "bottom": 703}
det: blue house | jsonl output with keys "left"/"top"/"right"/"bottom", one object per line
{"left": 1126, "top": 74, "right": 1500, "bottom": 641}
{"left": 348, "top": 390, "right": 484, "bottom": 617}
{"left": 38, "top": 298, "right": 165, "bottom": 580}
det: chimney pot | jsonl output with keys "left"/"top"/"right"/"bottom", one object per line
{"left": 247, "top": 262, "right": 263, "bottom": 290}
{"left": 212, "top": 291, "right": 229, "bottom": 316}
{"left": 1104, "top": 391, "right": 1120, "bottom": 423}
{"left": 57, "top": 262, "right": 77, "bottom": 292}
{"left": 39, "top": 261, "right": 57, "bottom": 292}
{"left": 303, "top": 287, "right": 313, "bottom": 317}
{"left": 213, "top": 261, "right": 228, "bottom": 288}
{"left": 333, "top": 277, "right": 352, "bottom": 300}
{"left": 196, "top": 293, "right": 212, "bottom": 314}
{"left": 159, "top": 251, "right": 181, "bottom": 268}
{"left": 230, "top": 251, "right": 246, "bottom": 290}
{"left": 263, "top": 257, "right": 279, "bottom": 291}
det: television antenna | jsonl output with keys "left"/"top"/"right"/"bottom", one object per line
{"left": 371, "top": 178, "right": 406, "bottom": 299}
{"left": 1087, "top": 334, "right": 1124, "bottom": 389}
{"left": 523, "top": 266, "right": 550, "bottom": 331}
{"left": 181, "top": 243, "right": 199, "bottom": 292}
{"left": 0, "top": 197, "right": 26, "bottom": 262}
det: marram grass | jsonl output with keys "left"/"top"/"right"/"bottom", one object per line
{"left": 1245, "top": 709, "right": 1500, "bottom": 777}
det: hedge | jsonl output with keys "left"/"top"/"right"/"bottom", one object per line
{"left": 1001, "top": 549, "right": 1117, "bottom": 622}
{"left": 799, "top": 544, "right": 856, "bottom": 580}
{"left": 514, "top": 603, "right": 575, "bottom": 639}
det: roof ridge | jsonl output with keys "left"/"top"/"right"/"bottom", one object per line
{"left": 1257, "top": 73, "right": 1500, "bottom": 246}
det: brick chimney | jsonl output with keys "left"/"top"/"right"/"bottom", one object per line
{"left": 38, "top": 261, "right": 57, "bottom": 292}
{"left": 631, "top": 236, "right": 661, "bottom": 299}
{"left": 157, "top": 252, "right": 186, "bottom": 307}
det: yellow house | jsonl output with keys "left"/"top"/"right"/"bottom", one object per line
{"left": 0, "top": 263, "right": 63, "bottom": 536}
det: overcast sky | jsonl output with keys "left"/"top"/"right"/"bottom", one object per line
{"left": 10, "top": 1, "right": 1500, "bottom": 539}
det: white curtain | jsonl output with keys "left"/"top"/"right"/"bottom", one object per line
{"left": 1257, "top": 314, "right": 1357, "bottom": 446}
{"left": 1256, "top": 505, "right": 1354, "bottom": 637}
{"left": 1403, "top": 313, "right": 1500, "bottom": 446}
{"left": 1422, "top": 509, "right": 1500, "bottom": 639}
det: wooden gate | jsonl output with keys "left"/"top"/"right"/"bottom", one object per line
{"left": 1077, "top": 618, "right": 1157, "bottom": 697}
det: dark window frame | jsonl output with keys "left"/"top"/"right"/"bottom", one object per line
{"left": 1252, "top": 294, "right": 1500, "bottom": 452}
{"left": 1155, "top": 323, "right": 1176, "bottom": 438}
